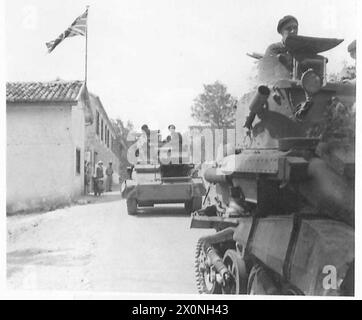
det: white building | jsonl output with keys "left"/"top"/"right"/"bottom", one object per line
{"left": 85, "top": 93, "right": 121, "bottom": 189}
{"left": 6, "top": 81, "right": 92, "bottom": 214}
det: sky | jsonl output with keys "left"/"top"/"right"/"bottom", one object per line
{"left": 5, "top": 0, "right": 359, "bottom": 134}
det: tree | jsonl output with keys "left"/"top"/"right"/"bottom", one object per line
{"left": 191, "top": 81, "right": 237, "bottom": 128}
{"left": 110, "top": 119, "right": 134, "bottom": 182}
{"left": 328, "top": 61, "right": 356, "bottom": 83}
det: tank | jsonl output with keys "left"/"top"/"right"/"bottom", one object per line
{"left": 121, "top": 130, "right": 206, "bottom": 215}
{"left": 190, "top": 35, "right": 355, "bottom": 296}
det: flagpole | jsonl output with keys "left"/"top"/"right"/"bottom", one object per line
{"left": 85, "top": 5, "right": 89, "bottom": 85}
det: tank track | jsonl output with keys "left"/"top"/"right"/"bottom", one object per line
{"left": 194, "top": 238, "right": 221, "bottom": 294}
{"left": 194, "top": 238, "right": 206, "bottom": 294}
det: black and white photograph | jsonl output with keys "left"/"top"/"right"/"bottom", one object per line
{"left": 3, "top": 0, "right": 360, "bottom": 299}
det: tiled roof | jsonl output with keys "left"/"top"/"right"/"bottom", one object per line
{"left": 6, "top": 81, "right": 84, "bottom": 103}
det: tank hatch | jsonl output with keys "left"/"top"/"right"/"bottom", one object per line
{"left": 285, "top": 35, "right": 343, "bottom": 55}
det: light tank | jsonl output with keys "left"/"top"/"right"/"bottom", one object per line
{"left": 191, "top": 35, "right": 355, "bottom": 296}
{"left": 121, "top": 130, "right": 206, "bottom": 215}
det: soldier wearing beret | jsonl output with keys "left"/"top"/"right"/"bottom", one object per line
{"left": 259, "top": 15, "right": 298, "bottom": 82}
{"left": 166, "top": 124, "right": 183, "bottom": 163}
{"left": 265, "top": 15, "right": 298, "bottom": 59}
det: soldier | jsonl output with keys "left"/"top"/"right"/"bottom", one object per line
{"left": 93, "top": 161, "right": 104, "bottom": 196}
{"left": 136, "top": 124, "right": 151, "bottom": 163}
{"left": 166, "top": 124, "right": 183, "bottom": 163}
{"left": 141, "top": 124, "right": 150, "bottom": 136}
{"left": 265, "top": 15, "right": 298, "bottom": 59}
{"left": 105, "top": 162, "right": 114, "bottom": 192}
{"left": 260, "top": 15, "right": 298, "bottom": 82}
{"left": 84, "top": 161, "right": 91, "bottom": 195}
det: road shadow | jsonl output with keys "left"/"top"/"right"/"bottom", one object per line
{"left": 135, "top": 206, "right": 190, "bottom": 218}
{"left": 7, "top": 190, "right": 124, "bottom": 217}
{"left": 78, "top": 191, "right": 123, "bottom": 206}
{"left": 7, "top": 248, "right": 92, "bottom": 277}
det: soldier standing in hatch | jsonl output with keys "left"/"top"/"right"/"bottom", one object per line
{"left": 137, "top": 124, "right": 151, "bottom": 163}
{"left": 105, "top": 162, "right": 114, "bottom": 192}
{"left": 166, "top": 124, "right": 183, "bottom": 163}
{"left": 260, "top": 15, "right": 299, "bottom": 82}
{"left": 265, "top": 15, "right": 299, "bottom": 59}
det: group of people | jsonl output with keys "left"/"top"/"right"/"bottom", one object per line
{"left": 139, "top": 124, "right": 182, "bottom": 143}
{"left": 136, "top": 124, "right": 183, "bottom": 163}
{"left": 84, "top": 161, "right": 114, "bottom": 196}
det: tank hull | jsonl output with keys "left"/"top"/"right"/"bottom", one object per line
{"left": 121, "top": 163, "right": 206, "bottom": 214}
{"left": 122, "top": 178, "right": 205, "bottom": 203}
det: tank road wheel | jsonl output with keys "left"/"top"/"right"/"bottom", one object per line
{"left": 194, "top": 238, "right": 221, "bottom": 294}
{"left": 221, "top": 249, "right": 248, "bottom": 295}
{"left": 126, "top": 198, "right": 138, "bottom": 215}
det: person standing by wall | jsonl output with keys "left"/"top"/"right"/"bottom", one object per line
{"left": 105, "top": 162, "right": 114, "bottom": 192}
{"left": 84, "top": 161, "right": 91, "bottom": 195}
{"left": 93, "top": 161, "right": 104, "bottom": 196}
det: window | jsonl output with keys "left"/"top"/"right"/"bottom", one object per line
{"left": 94, "top": 151, "right": 98, "bottom": 169}
{"left": 76, "top": 148, "right": 81, "bottom": 175}
{"left": 96, "top": 111, "right": 100, "bottom": 135}
{"left": 106, "top": 128, "right": 109, "bottom": 148}
{"left": 105, "top": 125, "right": 108, "bottom": 146}
{"left": 101, "top": 119, "right": 104, "bottom": 141}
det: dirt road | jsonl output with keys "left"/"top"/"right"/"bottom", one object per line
{"left": 7, "top": 193, "right": 212, "bottom": 294}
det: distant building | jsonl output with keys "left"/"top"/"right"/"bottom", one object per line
{"left": 6, "top": 80, "right": 92, "bottom": 214}
{"left": 188, "top": 125, "right": 235, "bottom": 163}
{"left": 85, "top": 93, "right": 121, "bottom": 190}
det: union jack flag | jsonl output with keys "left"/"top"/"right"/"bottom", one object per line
{"left": 46, "top": 8, "right": 88, "bottom": 53}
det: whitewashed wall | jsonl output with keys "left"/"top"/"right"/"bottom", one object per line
{"left": 6, "top": 103, "right": 84, "bottom": 213}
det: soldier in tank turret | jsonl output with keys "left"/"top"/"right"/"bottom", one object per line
{"left": 259, "top": 15, "right": 299, "bottom": 82}
{"left": 265, "top": 15, "right": 298, "bottom": 61}
{"left": 166, "top": 124, "right": 183, "bottom": 163}
{"left": 137, "top": 124, "right": 151, "bottom": 163}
